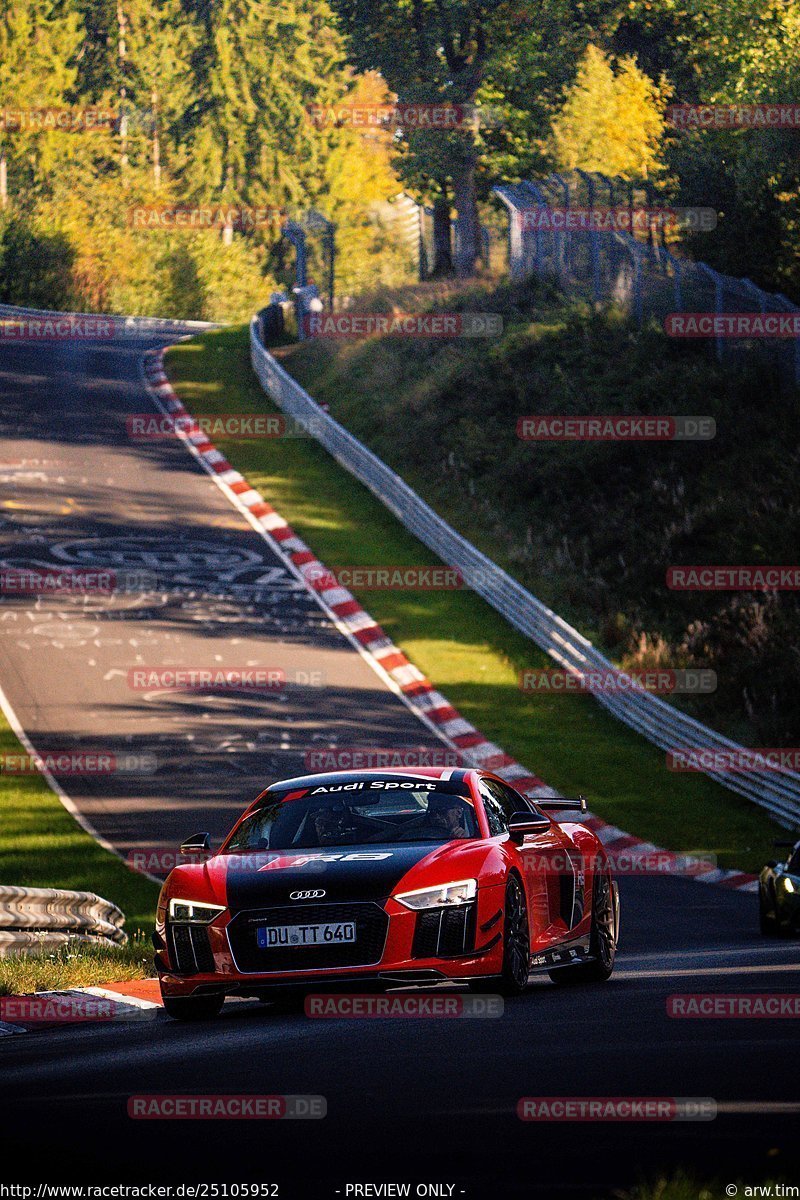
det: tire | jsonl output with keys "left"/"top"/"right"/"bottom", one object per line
{"left": 162, "top": 993, "right": 224, "bottom": 1022}
{"left": 759, "top": 887, "right": 780, "bottom": 936}
{"left": 498, "top": 875, "right": 531, "bottom": 997}
{"left": 549, "top": 872, "right": 618, "bottom": 986}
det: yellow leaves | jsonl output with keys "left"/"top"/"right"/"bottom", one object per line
{"left": 549, "top": 45, "right": 670, "bottom": 179}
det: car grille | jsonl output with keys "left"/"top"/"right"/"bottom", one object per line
{"left": 227, "top": 902, "right": 389, "bottom": 973}
{"left": 167, "top": 924, "right": 215, "bottom": 975}
{"left": 412, "top": 904, "right": 476, "bottom": 958}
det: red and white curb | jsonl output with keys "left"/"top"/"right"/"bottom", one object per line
{"left": 139, "top": 350, "right": 758, "bottom": 895}
{"left": 0, "top": 980, "right": 163, "bottom": 1035}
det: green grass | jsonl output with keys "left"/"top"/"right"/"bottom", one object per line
{"left": 611, "top": 1174, "right": 782, "bottom": 1200}
{"left": 280, "top": 277, "right": 800, "bottom": 750}
{"left": 0, "top": 936, "right": 153, "bottom": 996}
{"left": 164, "top": 324, "right": 785, "bottom": 873}
{"left": 0, "top": 712, "right": 160, "bottom": 940}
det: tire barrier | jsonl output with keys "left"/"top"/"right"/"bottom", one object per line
{"left": 0, "top": 886, "right": 127, "bottom": 957}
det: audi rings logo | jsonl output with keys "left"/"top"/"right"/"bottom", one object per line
{"left": 290, "top": 889, "right": 326, "bottom": 900}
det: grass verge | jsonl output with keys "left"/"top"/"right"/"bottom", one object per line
{"left": 0, "top": 710, "right": 160, "bottom": 956}
{"left": 0, "top": 937, "right": 153, "bottom": 996}
{"left": 164, "top": 324, "right": 784, "bottom": 873}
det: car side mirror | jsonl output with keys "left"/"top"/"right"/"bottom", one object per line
{"left": 180, "top": 832, "right": 212, "bottom": 858}
{"left": 508, "top": 811, "right": 551, "bottom": 844}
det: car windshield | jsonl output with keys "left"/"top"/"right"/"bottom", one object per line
{"left": 225, "top": 779, "right": 479, "bottom": 851}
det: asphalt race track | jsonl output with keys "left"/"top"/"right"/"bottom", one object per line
{"left": 1, "top": 328, "right": 798, "bottom": 1198}
{"left": 0, "top": 331, "right": 448, "bottom": 858}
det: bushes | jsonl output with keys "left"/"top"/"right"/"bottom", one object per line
{"left": 0, "top": 209, "right": 273, "bottom": 321}
{"left": 0, "top": 215, "right": 76, "bottom": 310}
{"left": 282, "top": 277, "right": 800, "bottom": 746}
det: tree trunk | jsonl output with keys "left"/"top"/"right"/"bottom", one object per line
{"left": 152, "top": 90, "right": 161, "bottom": 190}
{"left": 117, "top": 1, "right": 128, "bottom": 171}
{"left": 431, "top": 193, "right": 453, "bottom": 277}
{"left": 452, "top": 156, "right": 480, "bottom": 278}
{"left": 0, "top": 151, "right": 7, "bottom": 208}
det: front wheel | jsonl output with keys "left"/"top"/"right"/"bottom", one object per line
{"left": 162, "top": 992, "right": 224, "bottom": 1021}
{"left": 471, "top": 876, "right": 530, "bottom": 996}
{"left": 549, "top": 873, "right": 618, "bottom": 986}
{"left": 499, "top": 875, "right": 531, "bottom": 997}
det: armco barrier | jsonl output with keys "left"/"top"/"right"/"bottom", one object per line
{"left": 250, "top": 319, "right": 800, "bottom": 830}
{"left": 0, "top": 302, "right": 212, "bottom": 336}
{"left": 0, "top": 886, "right": 127, "bottom": 956}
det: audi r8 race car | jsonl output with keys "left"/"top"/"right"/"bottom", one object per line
{"left": 154, "top": 767, "right": 620, "bottom": 1019}
{"left": 759, "top": 838, "right": 800, "bottom": 936}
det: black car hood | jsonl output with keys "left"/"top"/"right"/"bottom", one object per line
{"left": 220, "top": 842, "right": 447, "bottom": 911}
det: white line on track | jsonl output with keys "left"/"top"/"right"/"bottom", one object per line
{"left": 613, "top": 961, "right": 800, "bottom": 980}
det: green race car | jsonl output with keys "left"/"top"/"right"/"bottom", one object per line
{"left": 759, "top": 838, "right": 800, "bottom": 936}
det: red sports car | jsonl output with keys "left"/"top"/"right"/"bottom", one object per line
{"left": 154, "top": 767, "right": 620, "bottom": 1019}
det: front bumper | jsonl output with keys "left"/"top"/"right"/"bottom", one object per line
{"left": 156, "top": 886, "right": 506, "bottom": 999}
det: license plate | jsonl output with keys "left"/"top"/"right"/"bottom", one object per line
{"left": 257, "top": 921, "right": 357, "bottom": 949}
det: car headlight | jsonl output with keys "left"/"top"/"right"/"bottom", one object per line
{"left": 168, "top": 897, "right": 226, "bottom": 923}
{"left": 394, "top": 879, "right": 477, "bottom": 911}
{"left": 783, "top": 876, "right": 796, "bottom": 894}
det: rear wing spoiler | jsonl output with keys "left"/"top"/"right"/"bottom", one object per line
{"left": 535, "top": 796, "right": 588, "bottom": 813}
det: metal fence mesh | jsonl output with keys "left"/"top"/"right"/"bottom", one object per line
{"left": 494, "top": 171, "right": 800, "bottom": 389}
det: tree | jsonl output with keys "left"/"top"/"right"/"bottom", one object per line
{"left": 0, "top": 0, "right": 83, "bottom": 209}
{"left": 181, "top": 0, "right": 348, "bottom": 224}
{"left": 549, "top": 44, "right": 668, "bottom": 178}
{"left": 332, "top": 0, "right": 513, "bottom": 276}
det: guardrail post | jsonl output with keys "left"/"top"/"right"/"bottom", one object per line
{"left": 668, "top": 251, "right": 683, "bottom": 311}
{"left": 521, "top": 181, "right": 549, "bottom": 276}
{"left": 776, "top": 293, "right": 800, "bottom": 386}
{"left": 577, "top": 169, "right": 601, "bottom": 303}
{"left": 551, "top": 173, "right": 571, "bottom": 281}
{"left": 281, "top": 220, "right": 307, "bottom": 289}
{"left": 698, "top": 263, "right": 724, "bottom": 362}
